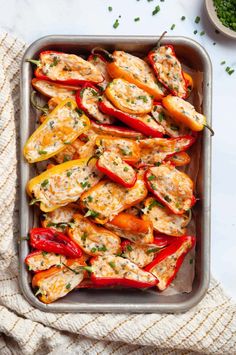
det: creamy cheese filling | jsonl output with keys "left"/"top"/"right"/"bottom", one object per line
{"left": 53, "top": 139, "right": 84, "bottom": 164}
{"left": 41, "top": 52, "right": 103, "bottom": 82}
{"left": 152, "top": 46, "right": 186, "bottom": 97}
{"left": 166, "top": 96, "right": 205, "bottom": 125}
{"left": 42, "top": 205, "right": 79, "bottom": 231}
{"left": 32, "top": 164, "right": 102, "bottom": 210}
{"left": 150, "top": 240, "right": 192, "bottom": 290}
{"left": 25, "top": 103, "right": 88, "bottom": 162}
{"left": 38, "top": 261, "right": 85, "bottom": 302}
{"left": 82, "top": 87, "right": 113, "bottom": 124}
{"left": 97, "top": 136, "right": 140, "bottom": 162}
{"left": 147, "top": 165, "right": 193, "bottom": 213}
{"left": 98, "top": 151, "right": 136, "bottom": 184}
{"left": 69, "top": 214, "right": 120, "bottom": 255}
{"left": 143, "top": 198, "right": 190, "bottom": 236}
{"left": 33, "top": 80, "right": 77, "bottom": 99}
{"left": 138, "top": 137, "right": 191, "bottom": 165}
{"left": 92, "top": 255, "right": 156, "bottom": 283}
{"left": 151, "top": 104, "right": 186, "bottom": 137}
{"left": 113, "top": 51, "right": 166, "bottom": 94}
{"left": 105, "top": 223, "right": 153, "bottom": 244}
{"left": 27, "top": 252, "right": 66, "bottom": 271}
{"left": 122, "top": 244, "right": 158, "bottom": 268}
{"left": 81, "top": 179, "right": 147, "bottom": 221}
{"left": 88, "top": 55, "right": 111, "bottom": 90}
{"left": 107, "top": 78, "right": 153, "bottom": 113}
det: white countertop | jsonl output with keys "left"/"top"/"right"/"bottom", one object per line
{"left": 1, "top": 0, "right": 236, "bottom": 300}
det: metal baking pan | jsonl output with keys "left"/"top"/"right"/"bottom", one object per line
{"left": 19, "top": 35, "right": 212, "bottom": 313}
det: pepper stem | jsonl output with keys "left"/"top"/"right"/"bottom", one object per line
{"left": 204, "top": 123, "right": 215, "bottom": 136}
{"left": 155, "top": 31, "right": 168, "bottom": 49}
{"left": 30, "top": 91, "right": 49, "bottom": 115}
{"left": 91, "top": 47, "right": 114, "bottom": 63}
{"left": 26, "top": 59, "right": 41, "bottom": 66}
{"left": 86, "top": 154, "right": 100, "bottom": 166}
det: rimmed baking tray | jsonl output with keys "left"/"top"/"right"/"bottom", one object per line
{"left": 19, "top": 35, "right": 212, "bottom": 313}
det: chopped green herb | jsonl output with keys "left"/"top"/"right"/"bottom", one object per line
{"left": 81, "top": 232, "right": 88, "bottom": 242}
{"left": 127, "top": 244, "right": 133, "bottom": 252}
{"left": 189, "top": 258, "right": 193, "bottom": 264}
{"left": 137, "top": 95, "right": 148, "bottom": 103}
{"left": 41, "top": 179, "right": 49, "bottom": 188}
{"left": 134, "top": 17, "right": 140, "bottom": 22}
{"left": 81, "top": 181, "right": 89, "bottom": 189}
{"left": 97, "top": 245, "right": 107, "bottom": 252}
{"left": 63, "top": 155, "right": 70, "bottom": 162}
{"left": 38, "top": 150, "right": 47, "bottom": 155}
{"left": 147, "top": 247, "right": 160, "bottom": 254}
{"left": 67, "top": 171, "right": 72, "bottom": 177}
{"left": 87, "top": 195, "right": 93, "bottom": 202}
{"left": 170, "top": 24, "right": 176, "bottom": 30}
{"left": 200, "top": 31, "right": 205, "bottom": 36}
{"left": 65, "top": 283, "right": 71, "bottom": 290}
{"left": 152, "top": 5, "right": 160, "bottom": 16}
{"left": 195, "top": 16, "right": 200, "bottom": 24}
{"left": 113, "top": 19, "right": 119, "bottom": 29}
{"left": 84, "top": 210, "right": 99, "bottom": 218}
{"left": 181, "top": 16, "right": 186, "bottom": 21}
{"left": 213, "top": 42, "right": 216, "bottom": 45}
{"left": 108, "top": 6, "right": 112, "bottom": 12}
{"left": 91, "top": 247, "right": 97, "bottom": 253}
{"left": 148, "top": 199, "right": 164, "bottom": 210}
{"left": 123, "top": 166, "right": 129, "bottom": 172}
{"left": 193, "top": 30, "right": 198, "bottom": 35}
{"left": 226, "top": 66, "right": 235, "bottom": 75}
{"left": 109, "top": 261, "right": 116, "bottom": 269}
{"left": 221, "top": 61, "right": 226, "bottom": 65}
{"left": 154, "top": 162, "right": 161, "bottom": 167}
{"left": 164, "top": 195, "right": 172, "bottom": 203}
{"left": 148, "top": 175, "right": 156, "bottom": 181}
{"left": 66, "top": 102, "right": 72, "bottom": 108}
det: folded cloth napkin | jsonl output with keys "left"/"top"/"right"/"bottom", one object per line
{"left": 0, "top": 32, "right": 235, "bottom": 355}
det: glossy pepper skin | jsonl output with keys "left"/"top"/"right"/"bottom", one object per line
{"left": 91, "top": 121, "right": 144, "bottom": 139}
{"left": 30, "top": 50, "right": 104, "bottom": 85}
{"left": 96, "top": 151, "right": 137, "bottom": 188}
{"left": 99, "top": 99, "right": 164, "bottom": 138}
{"left": 29, "top": 228, "right": 83, "bottom": 258}
{"left": 90, "top": 255, "right": 158, "bottom": 288}
{"left": 148, "top": 45, "right": 188, "bottom": 99}
{"left": 145, "top": 235, "right": 195, "bottom": 291}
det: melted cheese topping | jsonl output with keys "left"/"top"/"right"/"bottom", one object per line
{"left": 106, "top": 78, "right": 153, "bottom": 114}
{"left": 37, "top": 261, "right": 85, "bottom": 303}
{"left": 27, "top": 252, "right": 66, "bottom": 271}
{"left": 167, "top": 152, "right": 190, "bottom": 167}
{"left": 147, "top": 165, "right": 194, "bottom": 213}
{"left": 24, "top": 101, "right": 89, "bottom": 163}
{"left": 98, "top": 151, "right": 136, "bottom": 185}
{"left": 138, "top": 137, "right": 191, "bottom": 166}
{"left": 88, "top": 55, "right": 111, "bottom": 90}
{"left": 81, "top": 86, "right": 114, "bottom": 124}
{"left": 69, "top": 214, "right": 120, "bottom": 255}
{"left": 164, "top": 96, "right": 205, "bottom": 125}
{"left": 42, "top": 205, "right": 79, "bottom": 232}
{"left": 122, "top": 243, "right": 158, "bottom": 268}
{"left": 80, "top": 178, "right": 148, "bottom": 222}
{"left": 143, "top": 197, "right": 190, "bottom": 236}
{"left": 151, "top": 104, "right": 187, "bottom": 137}
{"left": 150, "top": 240, "right": 192, "bottom": 290}
{"left": 105, "top": 221, "right": 153, "bottom": 244}
{"left": 41, "top": 52, "right": 103, "bottom": 83}
{"left": 97, "top": 136, "right": 140, "bottom": 162}
{"left": 31, "top": 162, "right": 102, "bottom": 211}
{"left": 112, "top": 51, "right": 166, "bottom": 95}
{"left": 53, "top": 139, "right": 84, "bottom": 164}
{"left": 151, "top": 46, "right": 187, "bottom": 98}
{"left": 32, "top": 79, "right": 77, "bottom": 99}
{"left": 92, "top": 255, "right": 156, "bottom": 283}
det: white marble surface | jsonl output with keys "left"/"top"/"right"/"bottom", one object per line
{"left": 0, "top": 0, "right": 236, "bottom": 300}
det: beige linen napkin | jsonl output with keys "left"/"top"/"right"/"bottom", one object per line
{"left": 0, "top": 32, "right": 235, "bottom": 355}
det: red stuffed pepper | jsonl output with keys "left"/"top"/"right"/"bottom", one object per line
{"left": 96, "top": 151, "right": 137, "bottom": 188}
{"left": 29, "top": 228, "right": 82, "bottom": 258}
{"left": 145, "top": 235, "right": 195, "bottom": 290}
{"left": 76, "top": 84, "right": 114, "bottom": 124}
{"left": 31, "top": 78, "right": 80, "bottom": 100}
{"left": 28, "top": 51, "right": 104, "bottom": 85}
{"left": 90, "top": 255, "right": 158, "bottom": 288}
{"left": 99, "top": 98, "right": 165, "bottom": 138}
{"left": 91, "top": 121, "right": 144, "bottom": 139}
{"left": 87, "top": 54, "right": 112, "bottom": 90}
{"left": 148, "top": 45, "right": 188, "bottom": 99}
{"left": 144, "top": 164, "right": 196, "bottom": 214}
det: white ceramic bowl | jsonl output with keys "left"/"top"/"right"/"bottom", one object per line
{"left": 205, "top": 0, "right": 236, "bottom": 39}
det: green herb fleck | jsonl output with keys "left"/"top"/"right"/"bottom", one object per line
{"left": 91, "top": 247, "right": 97, "bottom": 253}
{"left": 193, "top": 30, "right": 198, "bottom": 35}
{"left": 148, "top": 175, "right": 155, "bottom": 181}
{"left": 195, "top": 16, "right": 200, "bottom": 24}
{"left": 38, "top": 150, "right": 47, "bottom": 155}
{"left": 108, "top": 6, "right": 112, "bottom": 12}
{"left": 41, "top": 179, "right": 49, "bottom": 188}
{"left": 84, "top": 210, "right": 99, "bottom": 218}
{"left": 109, "top": 261, "right": 116, "bottom": 269}
{"left": 97, "top": 245, "right": 107, "bottom": 252}
{"left": 67, "top": 171, "right": 72, "bottom": 177}
{"left": 189, "top": 258, "right": 193, "bottom": 264}
{"left": 123, "top": 166, "right": 129, "bottom": 172}
{"left": 181, "top": 16, "right": 186, "bottom": 21}
{"left": 65, "top": 283, "right": 71, "bottom": 289}
{"left": 170, "top": 24, "right": 176, "bottom": 30}
{"left": 200, "top": 31, "right": 205, "bottom": 36}
{"left": 152, "top": 5, "right": 160, "bottom": 16}
{"left": 147, "top": 247, "right": 160, "bottom": 254}
{"left": 127, "top": 244, "right": 133, "bottom": 252}
{"left": 113, "top": 19, "right": 119, "bottom": 29}
{"left": 134, "top": 17, "right": 140, "bottom": 22}
{"left": 81, "top": 232, "right": 88, "bottom": 242}
{"left": 221, "top": 61, "right": 226, "bottom": 65}
{"left": 164, "top": 195, "right": 172, "bottom": 203}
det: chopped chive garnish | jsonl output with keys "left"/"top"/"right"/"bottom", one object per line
{"left": 171, "top": 24, "right": 176, "bottom": 30}
{"left": 226, "top": 67, "right": 234, "bottom": 75}
{"left": 181, "top": 16, "right": 186, "bottom": 21}
{"left": 152, "top": 5, "right": 160, "bottom": 15}
{"left": 148, "top": 175, "right": 155, "bottom": 181}
{"left": 38, "top": 150, "right": 47, "bottom": 155}
{"left": 200, "top": 31, "right": 205, "bottom": 36}
{"left": 41, "top": 179, "right": 49, "bottom": 188}
{"left": 193, "top": 30, "right": 198, "bottom": 34}
{"left": 113, "top": 19, "right": 119, "bottom": 29}
{"left": 134, "top": 17, "right": 140, "bottom": 22}
{"left": 65, "top": 283, "right": 71, "bottom": 290}
{"left": 108, "top": 6, "right": 112, "bottom": 11}
{"left": 195, "top": 16, "right": 200, "bottom": 24}
{"left": 213, "top": 42, "right": 216, "bottom": 45}
{"left": 221, "top": 61, "right": 226, "bottom": 65}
